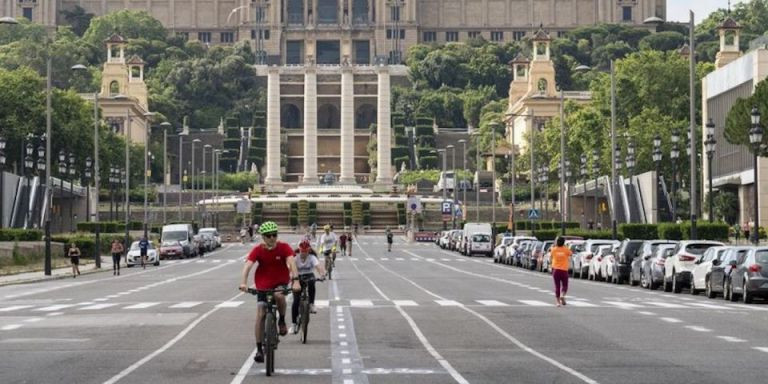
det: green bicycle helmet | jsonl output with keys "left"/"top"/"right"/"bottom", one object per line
{"left": 259, "top": 221, "right": 279, "bottom": 235}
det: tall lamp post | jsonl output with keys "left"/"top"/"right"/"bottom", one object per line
{"left": 749, "top": 106, "right": 763, "bottom": 244}
{"left": 458, "top": 139, "right": 467, "bottom": 225}
{"left": 592, "top": 149, "right": 599, "bottom": 230}
{"left": 564, "top": 159, "right": 572, "bottom": 234}
{"left": 580, "top": 155, "right": 587, "bottom": 229}
{"left": 159, "top": 121, "right": 172, "bottom": 225}
{"left": 0, "top": 136, "right": 6, "bottom": 229}
{"left": 438, "top": 148, "right": 447, "bottom": 230}
{"left": 447, "top": 144, "right": 455, "bottom": 229}
{"left": 202, "top": 144, "right": 211, "bottom": 227}
{"left": 67, "top": 152, "right": 76, "bottom": 232}
{"left": 192, "top": 139, "right": 201, "bottom": 225}
{"left": 670, "top": 130, "right": 680, "bottom": 221}
{"left": 653, "top": 135, "right": 663, "bottom": 222}
{"left": 705, "top": 119, "right": 717, "bottom": 223}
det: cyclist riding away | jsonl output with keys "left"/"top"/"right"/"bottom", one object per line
{"left": 138, "top": 236, "right": 150, "bottom": 269}
{"left": 239, "top": 221, "right": 300, "bottom": 364}
{"left": 291, "top": 240, "right": 325, "bottom": 334}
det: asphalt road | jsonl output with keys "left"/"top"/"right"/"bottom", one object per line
{"left": 2, "top": 235, "right": 768, "bottom": 384}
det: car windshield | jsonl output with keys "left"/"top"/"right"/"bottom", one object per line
{"left": 685, "top": 243, "right": 718, "bottom": 255}
{"left": 755, "top": 250, "right": 768, "bottom": 264}
{"left": 163, "top": 231, "right": 188, "bottom": 241}
{"left": 473, "top": 234, "right": 490, "bottom": 242}
{"left": 130, "top": 242, "right": 154, "bottom": 251}
{"left": 623, "top": 242, "right": 643, "bottom": 256}
{"left": 199, "top": 229, "right": 217, "bottom": 235}
{"left": 657, "top": 245, "right": 675, "bottom": 258}
{"left": 570, "top": 243, "right": 584, "bottom": 252}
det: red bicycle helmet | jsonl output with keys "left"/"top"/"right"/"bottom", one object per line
{"left": 299, "top": 239, "right": 311, "bottom": 252}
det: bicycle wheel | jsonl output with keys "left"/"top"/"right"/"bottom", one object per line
{"left": 264, "top": 313, "right": 276, "bottom": 376}
{"left": 300, "top": 299, "right": 310, "bottom": 344}
{"left": 326, "top": 258, "right": 333, "bottom": 280}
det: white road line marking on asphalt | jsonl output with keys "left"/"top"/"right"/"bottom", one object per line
{"left": 196, "top": 260, "right": 205, "bottom": 263}
{"left": 343, "top": 368, "right": 352, "bottom": 374}
{"left": 684, "top": 325, "right": 712, "bottom": 332}
{"left": 426, "top": 258, "right": 435, "bottom": 261}
{"left": 335, "top": 305, "right": 342, "bottom": 313}
{"left": 338, "top": 325, "right": 346, "bottom": 329}
{"left": 350, "top": 300, "right": 373, "bottom": 307}
{"left": 340, "top": 341, "right": 348, "bottom": 346}
{"left": 339, "top": 333, "right": 347, "bottom": 338}
{"left": 1, "top": 324, "right": 23, "bottom": 331}
{"left": 436, "top": 300, "right": 461, "bottom": 306}
{"left": 753, "top": 347, "right": 768, "bottom": 353}
{"left": 123, "top": 302, "right": 160, "bottom": 309}
{"left": 686, "top": 302, "right": 731, "bottom": 310}
{"left": 518, "top": 300, "right": 553, "bottom": 307}
{"left": 23, "top": 318, "right": 43, "bottom": 323}
{"left": 637, "top": 311, "right": 657, "bottom": 316}
{"left": 314, "top": 300, "right": 329, "bottom": 308}
{"left": 567, "top": 301, "right": 598, "bottom": 308}
{"left": 410, "top": 258, "right": 419, "bottom": 261}
{"left": 169, "top": 302, "right": 203, "bottom": 309}
{"left": 344, "top": 380, "right": 354, "bottom": 384}
{"left": 392, "top": 300, "right": 418, "bottom": 306}
{"left": 34, "top": 304, "right": 76, "bottom": 312}
{"left": 79, "top": 303, "right": 118, "bottom": 310}
{"left": 660, "top": 317, "right": 683, "bottom": 323}
{"left": 46, "top": 312, "right": 63, "bottom": 317}
{"left": 365, "top": 258, "right": 373, "bottom": 261}
{"left": 645, "top": 301, "right": 689, "bottom": 309}
{"left": 350, "top": 258, "right": 359, "bottom": 261}
{"left": 476, "top": 300, "right": 509, "bottom": 307}
{"left": 603, "top": 301, "right": 643, "bottom": 309}
{"left": 395, "top": 258, "right": 404, "bottom": 261}
{"left": 215, "top": 301, "right": 244, "bottom": 308}
{"left": 0, "top": 305, "right": 33, "bottom": 312}
{"left": 110, "top": 292, "right": 244, "bottom": 384}
{"left": 726, "top": 303, "right": 768, "bottom": 311}
{"left": 717, "top": 336, "right": 746, "bottom": 343}
{"left": 380, "top": 257, "right": 389, "bottom": 261}
{"left": 342, "top": 358, "right": 351, "bottom": 364}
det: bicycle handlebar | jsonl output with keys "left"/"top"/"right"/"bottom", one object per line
{"left": 244, "top": 286, "right": 292, "bottom": 295}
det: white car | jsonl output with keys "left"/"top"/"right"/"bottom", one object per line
{"left": 438, "top": 231, "right": 452, "bottom": 248}
{"left": 690, "top": 245, "right": 730, "bottom": 296}
{"left": 494, "top": 237, "right": 514, "bottom": 263}
{"left": 573, "top": 240, "right": 620, "bottom": 279}
{"left": 198, "top": 227, "right": 222, "bottom": 248}
{"left": 505, "top": 236, "right": 537, "bottom": 264}
{"left": 599, "top": 245, "right": 619, "bottom": 282}
{"left": 664, "top": 240, "right": 725, "bottom": 293}
{"left": 126, "top": 241, "right": 159, "bottom": 267}
{"left": 587, "top": 245, "right": 613, "bottom": 281}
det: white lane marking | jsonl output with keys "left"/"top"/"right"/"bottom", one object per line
{"left": 79, "top": 303, "right": 119, "bottom": 310}
{"left": 380, "top": 257, "right": 389, "bottom": 261}
{"left": 726, "top": 303, "right": 768, "bottom": 311}
{"left": 350, "top": 258, "right": 359, "bottom": 261}
{"left": 23, "top": 317, "right": 43, "bottom": 323}
{"left": 686, "top": 302, "right": 731, "bottom": 310}
{"left": 94, "top": 298, "right": 109, "bottom": 302}
{"left": 365, "top": 258, "right": 373, "bottom": 261}
{"left": 108, "top": 292, "right": 244, "bottom": 384}
{"left": 395, "top": 258, "right": 404, "bottom": 261}
{"left": 342, "top": 358, "right": 351, "bottom": 364}
{"left": 1, "top": 324, "right": 23, "bottom": 331}
{"left": 350, "top": 300, "right": 374, "bottom": 307}
{"left": 343, "top": 368, "right": 352, "bottom": 374}
{"left": 344, "top": 380, "right": 354, "bottom": 384}
{"left": 315, "top": 300, "right": 329, "bottom": 308}
{"left": 392, "top": 300, "right": 418, "bottom": 307}
{"left": 684, "top": 325, "right": 712, "bottom": 332}
{"left": 76, "top": 302, "right": 95, "bottom": 306}
{"left": 567, "top": 301, "right": 598, "bottom": 308}
{"left": 645, "top": 301, "right": 689, "bottom": 309}
{"left": 46, "top": 312, "right": 64, "bottom": 317}
{"left": 212, "top": 259, "right": 221, "bottom": 263}
{"left": 717, "top": 336, "right": 746, "bottom": 343}
{"left": 0, "top": 305, "right": 33, "bottom": 312}
{"left": 660, "top": 317, "right": 683, "bottom": 323}
{"left": 436, "top": 300, "right": 461, "bottom": 306}
{"left": 603, "top": 301, "right": 643, "bottom": 309}
{"left": 410, "top": 258, "right": 419, "bottom": 261}
{"left": 476, "top": 300, "right": 509, "bottom": 307}
{"left": 231, "top": 346, "right": 259, "bottom": 384}
{"left": 169, "top": 302, "right": 203, "bottom": 309}
{"left": 338, "top": 325, "right": 346, "bottom": 330}
{"left": 123, "top": 302, "right": 160, "bottom": 309}
{"left": 753, "top": 347, "right": 768, "bottom": 353}
{"left": 34, "top": 304, "right": 76, "bottom": 312}
{"left": 215, "top": 301, "right": 244, "bottom": 308}
{"left": 637, "top": 311, "right": 657, "bottom": 316}
{"left": 518, "top": 300, "right": 553, "bottom": 307}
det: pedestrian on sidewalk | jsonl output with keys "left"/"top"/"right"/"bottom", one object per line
{"left": 111, "top": 239, "right": 124, "bottom": 276}
{"left": 550, "top": 236, "right": 572, "bottom": 307}
{"left": 68, "top": 242, "right": 81, "bottom": 278}
{"left": 386, "top": 226, "right": 393, "bottom": 252}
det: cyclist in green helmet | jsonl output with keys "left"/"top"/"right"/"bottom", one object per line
{"left": 239, "top": 221, "right": 300, "bottom": 364}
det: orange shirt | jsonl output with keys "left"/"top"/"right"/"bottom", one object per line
{"left": 550, "top": 246, "right": 572, "bottom": 271}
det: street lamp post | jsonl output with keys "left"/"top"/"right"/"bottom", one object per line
{"left": 671, "top": 130, "right": 680, "bottom": 221}
{"left": 192, "top": 139, "right": 201, "bottom": 225}
{"left": 559, "top": 89, "right": 566, "bottom": 235}
{"left": 749, "top": 106, "right": 763, "bottom": 244}
{"left": 109, "top": 167, "right": 116, "bottom": 221}
{"left": 705, "top": 119, "right": 717, "bottom": 223}
{"left": 592, "top": 149, "right": 599, "bottom": 230}
{"left": 439, "top": 148, "right": 447, "bottom": 230}
{"left": 565, "top": 159, "right": 572, "bottom": 232}
{"left": 160, "top": 122, "right": 171, "bottom": 225}
{"left": 447, "top": 144, "right": 455, "bottom": 229}
{"left": 580, "top": 155, "right": 587, "bottom": 229}
{"left": 491, "top": 126, "right": 498, "bottom": 230}
{"left": 458, "top": 139, "right": 467, "bottom": 226}
{"left": 653, "top": 135, "right": 662, "bottom": 223}
{"left": 0, "top": 136, "right": 5, "bottom": 229}
{"left": 68, "top": 152, "right": 75, "bottom": 232}
{"left": 203, "top": 144, "right": 211, "bottom": 227}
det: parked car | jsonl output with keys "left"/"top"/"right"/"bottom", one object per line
{"left": 664, "top": 240, "right": 725, "bottom": 293}
{"left": 494, "top": 236, "right": 515, "bottom": 263}
{"left": 462, "top": 223, "right": 493, "bottom": 256}
{"left": 587, "top": 245, "right": 614, "bottom": 281}
{"left": 630, "top": 240, "right": 679, "bottom": 286}
{"left": 126, "top": 241, "right": 159, "bottom": 267}
{"left": 505, "top": 236, "right": 538, "bottom": 264}
{"left": 714, "top": 247, "right": 750, "bottom": 300}
{"left": 573, "top": 240, "right": 620, "bottom": 279}
{"left": 689, "top": 245, "right": 730, "bottom": 297}
{"left": 198, "top": 227, "right": 222, "bottom": 248}
{"left": 160, "top": 224, "right": 196, "bottom": 259}
{"left": 563, "top": 240, "right": 586, "bottom": 274}
{"left": 199, "top": 232, "right": 216, "bottom": 252}
{"left": 728, "top": 247, "right": 768, "bottom": 303}
{"left": 514, "top": 240, "right": 535, "bottom": 266}
{"left": 643, "top": 245, "right": 677, "bottom": 290}
{"left": 611, "top": 239, "right": 645, "bottom": 284}
{"left": 439, "top": 231, "right": 452, "bottom": 249}
{"left": 449, "top": 230, "right": 464, "bottom": 251}
{"left": 535, "top": 240, "right": 554, "bottom": 272}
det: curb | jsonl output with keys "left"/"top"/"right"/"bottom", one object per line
{"left": 0, "top": 264, "right": 110, "bottom": 287}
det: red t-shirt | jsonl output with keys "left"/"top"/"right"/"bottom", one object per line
{"left": 246, "top": 242, "right": 295, "bottom": 290}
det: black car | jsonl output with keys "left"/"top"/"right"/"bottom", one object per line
{"left": 727, "top": 247, "right": 768, "bottom": 303}
{"left": 611, "top": 239, "right": 644, "bottom": 284}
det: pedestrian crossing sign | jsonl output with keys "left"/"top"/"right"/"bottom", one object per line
{"left": 528, "top": 209, "right": 541, "bottom": 220}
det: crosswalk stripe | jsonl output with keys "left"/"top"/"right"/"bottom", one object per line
{"left": 315, "top": 300, "right": 330, "bottom": 308}
{"left": 686, "top": 302, "right": 731, "bottom": 310}
{"left": 381, "top": 257, "right": 389, "bottom": 261}
{"left": 0, "top": 305, "right": 33, "bottom": 312}
{"left": 196, "top": 260, "right": 205, "bottom": 263}
{"left": 392, "top": 300, "right": 418, "bottom": 306}
{"left": 567, "top": 301, "right": 599, "bottom": 307}
{"left": 215, "top": 301, "right": 244, "bottom": 308}
{"left": 169, "top": 302, "right": 203, "bottom": 309}
{"left": 436, "top": 300, "right": 461, "bottom": 306}
{"left": 123, "top": 302, "right": 160, "bottom": 309}
{"left": 365, "top": 258, "right": 373, "bottom": 261}
{"left": 603, "top": 301, "right": 643, "bottom": 309}
{"left": 410, "top": 258, "right": 419, "bottom": 261}
{"left": 517, "top": 300, "right": 552, "bottom": 307}
{"left": 350, "top": 300, "right": 373, "bottom": 307}
{"left": 395, "top": 258, "right": 404, "bottom": 261}
{"left": 441, "top": 258, "right": 451, "bottom": 261}
{"left": 476, "top": 300, "right": 509, "bottom": 307}
{"left": 34, "top": 304, "right": 76, "bottom": 312}
{"left": 645, "top": 301, "right": 690, "bottom": 309}
{"left": 212, "top": 259, "right": 222, "bottom": 263}
{"left": 79, "top": 303, "right": 119, "bottom": 310}
{"left": 350, "top": 258, "right": 359, "bottom": 261}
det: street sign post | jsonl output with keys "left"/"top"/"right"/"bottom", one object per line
{"left": 528, "top": 208, "right": 541, "bottom": 220}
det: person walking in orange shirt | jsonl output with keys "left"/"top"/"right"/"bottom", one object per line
{"left": 550, "top": 236, "right": 572, "bottom": 307}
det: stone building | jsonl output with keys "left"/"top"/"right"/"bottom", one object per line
{"left": 11, "top": 0, "right": 664, "bottom": 63}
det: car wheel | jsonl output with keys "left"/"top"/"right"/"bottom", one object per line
{"left": 743, "top": 279, "right": 753, "bottom": 304}
{"left": 728, "top": 280, "right": 739, "bottom": 302}
{"left": 706, "top": 277, "right": 716, "bottom": 299}
{"left": 640, "top": 272, "right": 648, "bottom": 288}
{"left": 663, "top": 276, "right": 672, "bottom": 292}
{"left": 672, "top": 272, "right": 682, "bottom": 293}
{"left": 690, "top": 278, "right": 699, "bottom": 295}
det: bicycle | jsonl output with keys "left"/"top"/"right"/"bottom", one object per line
{"left": 245, "top": 286, "right": 291, "bottom": 376}
{"left": 294, "top": 275, "right": 325, "bottom": 344}
{"left": 323, "top": 249, "right": 336, "bottom": 280}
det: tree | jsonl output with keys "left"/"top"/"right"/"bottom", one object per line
{"left": 61, "top": 5, "right": 94, "bottom": 37}
{"left": 638, "top": 31, "right": 687, "bottom": 52}
{"left": 724, "top": 79, "right": 768, "bottom": 152}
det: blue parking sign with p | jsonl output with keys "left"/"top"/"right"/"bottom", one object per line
{"left": 441, "top": 201, "right": 453, "bottom": 214}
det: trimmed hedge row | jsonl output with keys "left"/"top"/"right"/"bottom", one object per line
{"left": 76, "top": 221, "right": 126, "bottom": 233}
{"left": 0, "top": 228, "right": 43, "bottom": 241}
{"left": 619, "top": 224, "right": 659, "bottom": 240}
{"left": 514, "top": 221, "right": 581, "bottom": 230}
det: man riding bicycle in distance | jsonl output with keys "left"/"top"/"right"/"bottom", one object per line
{"left": 318, "top": 224, "right": 338, "bottom": 263}
{"left": 239, "top": 221, "right": 300, "bottom": 364}
{"left": 291, "top": 239, "right": 325, "bottom": 334}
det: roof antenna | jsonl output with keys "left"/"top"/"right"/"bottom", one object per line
{"left": 728, "top": 0, "right": 731, "bottom": 15}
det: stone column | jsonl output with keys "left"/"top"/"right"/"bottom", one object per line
{"left": 375, "top": 66, "right": 393, "bottom": 185}
{"left": 339, "top": 67, "right": 356, "bottom": 184}
{"left": 265, "top": 67, "right": 282, "bottom": 184}
{"left": 302, "top": 67, "right": 319, "bottom": 184}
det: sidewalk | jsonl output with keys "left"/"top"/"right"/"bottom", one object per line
{"left": 0, "top": 257, "right": 114, "bottom": 287}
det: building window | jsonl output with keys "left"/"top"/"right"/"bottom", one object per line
{"left": 513, "top": 31, "right": 525, "bottom": 41}
{"left": 287, "top": 0, "right": 304, "bottom": 24}
{"left": 557, "top": 31, "right": 567, "bottom": 38}
{"left": 390, "top": 6, "right": 400, "bottom": 22}
{"left": 286, "top": 40, "right": 303, "bottom": 64}
{"left": 446, "top": 31, "right": 459, "bottom": 42}
{"left": 423, "top": 31, "right": 436, "bottom": 42}
{"left": 468, "top": 31, "right": 481, "bottom": 39}
{"left": 354, "top": 40, "right": 370, "bottom": 64}
{"left": 318, "top": 0, "right": 338, "bottom": 24}
{"left": 352, "top": 0, "right": 369, "bottom": 24}
{"left": 22, "top": 7, "right": 32, "bottom": 20}
{"left": 317, "top": 40, "right": 341, "bottom": 64}
{"left": 387, "top": 29, "right": 405, "bottom": 39}
{"left": 491, "top": 31, "right": 503, "bottom": 42}
{"left": 622, "top": 6, "right": 632, "bottom": 22}
{"left": 198, "top": 32, "right": 211, "bottom": 43}
{"left": 220, "top": 32, "right": 234, "bottom": 43}
{"left": 251, "top": 29, "right": 270, "bottom": 40}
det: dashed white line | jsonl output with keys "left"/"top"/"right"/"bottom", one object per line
{"left": 684, "top": 325, "right": 712, "bottom": 332}
{"left": 660, "top": 317, "right": 683, "bottom": 324}
{"left": 717, "top": 336, "right": 746, "bottom": 343}
{"left": 1, "top": 324, "right": 22, "bottom": 331}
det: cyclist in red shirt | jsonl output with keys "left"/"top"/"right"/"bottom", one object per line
{"left": 239, "top": 221, "right": 300, "bottom": 363}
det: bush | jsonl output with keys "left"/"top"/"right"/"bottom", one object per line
{"left": 658, "top": 223, "right": 683, "bottom": 240}
{"left": 620, "top": 224, "right": 659, "bottom": 240}
{"left": 415, "top": 126, "right": 434, "bottom": 136}
{"left": 393, "top": 156, "right": 410, "bottom": 170}
{"left": 0, "top": 228, "right": 43, "bottom": 241}
{"left": 52, "top": 235, "right": 97, "bottom": 258}
{"left": 76, "top": 221, "right": 125, "bottom": 233}
{"left": 419, "top": 156, "right": 438, "bottom": 169}
{"left": 565, "top": 230, "right": 622, "bottom": 240}
{"left": 681, "top": 222, "right": 729, "bottom": 241}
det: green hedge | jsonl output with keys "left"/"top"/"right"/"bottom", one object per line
{"left": 0, "top": 228, "right": 43, "bottom": 241}
{"left": 391, "top": 146, "right": 409, "bottom": 160}
{"left": 419, "top": 156, "right": 438, "bottom": 169}
{"left": 658, "top": 223, "right": 683, "bottom": 240}
{"left": 619, "top": 224, "right": 658, "bottom": 240}
{"left": 394, "top": 156, "right": 410, "bottom": 169}
{"left": 76, "top": 221, "right": 126, "bottom": 233}
{"left": 514, "top": 221, "right": 580, "bottom": 230}
{"left": 693, "top": 223, "right": 730, "bottom": 241}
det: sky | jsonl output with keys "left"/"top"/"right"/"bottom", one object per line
{"left": 667, "top": 0, "right": 748, "bottom": 23}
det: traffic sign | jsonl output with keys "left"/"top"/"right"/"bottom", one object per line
{"left": 408, "top": 195, "right": 422, "bottom": 213}
{"left": 236, "top": 199, "right": 252, "bottom": 214}
{"left": 528, "top": 209, "right": 541, "bottom": 220}
{"left": 441, "top": 200, "right": 453, "bottom": 215}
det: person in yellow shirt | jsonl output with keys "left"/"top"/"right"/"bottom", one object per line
{"left": 549, "top": 236, "right": 572, "bottom": 307}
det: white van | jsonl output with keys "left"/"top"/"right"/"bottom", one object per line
{"left": 434, "top": 171, "right": 456, "bottom": 192}
{"left": 160, "top": 224, "right": 196, "bottom": 259}
{"left": 462, "top": 222, "right": 493, "bottom": 257}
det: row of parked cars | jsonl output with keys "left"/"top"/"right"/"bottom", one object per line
{"left": 486, "top": 234, "right": 768, "bottom": 304}
{"left": 436, "top": 223, "right": 494, "bottom": 257}
{"left": 157, "top": 224, "right": 222, "bottom": 260}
